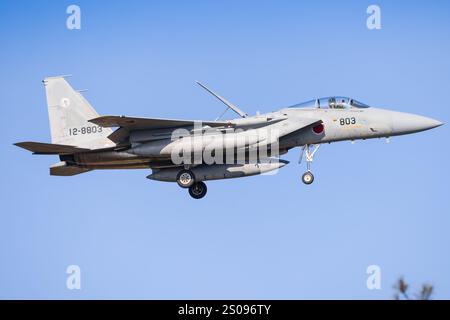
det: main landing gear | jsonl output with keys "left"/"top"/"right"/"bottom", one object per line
{"left": 176, "top": 169, "right": 195, "bottom": 188}
{"left": 299, "top": 144, "right": 320, "bottom": 185}
{"left": 176, "top": 169, "right": 208, "bottom": 199}
{"left": 188, "top": 181, "right": 207, "bottom": 199}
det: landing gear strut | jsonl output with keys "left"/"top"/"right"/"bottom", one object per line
{"left": 299, "top": 144, "right": 320, "bottom": 185}
{"left": 188, "top": 181, "right": 208, "bottom": 199}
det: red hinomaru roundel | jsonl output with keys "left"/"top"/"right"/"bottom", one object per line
{"left": 312, "top": 123, "right": 324, "bottom": 134}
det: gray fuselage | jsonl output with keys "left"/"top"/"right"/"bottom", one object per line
{"left": 66, "top": 105, "right": 442, "bottom": 170}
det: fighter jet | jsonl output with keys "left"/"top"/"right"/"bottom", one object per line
{"left": 15, "top": 76, "right": 443, "bottom": 199}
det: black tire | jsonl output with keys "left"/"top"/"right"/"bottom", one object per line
{"left": 302, "top": 171, "right": 314, "bottom": 185}
{"left": 188, "top": 182, "right": 207, "bottom": 199}
{"left": 176, "top": 169, "right": 195, "bottom": 188}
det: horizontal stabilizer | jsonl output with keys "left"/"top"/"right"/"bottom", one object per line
{"left": 50, "top": 162, "right": 92, "bottom": 176}
{"left": 14, "top": 141, "right": 89, "bottom": 154}
{"left": 107, "top": 127, "right": 130, "bottom": 144}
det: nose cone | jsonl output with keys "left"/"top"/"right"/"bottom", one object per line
{"left": 391, "top": 112, "right": 443, "bottom": 135}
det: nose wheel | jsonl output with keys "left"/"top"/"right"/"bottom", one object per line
{"left": 299, "top": 144, "right": 320, "bottom": 185}
{"left": 302, "top": 171, "right": 314, "bottom": 185}
{"left": 188, "top": 181, "right": 207, "bottom": 199}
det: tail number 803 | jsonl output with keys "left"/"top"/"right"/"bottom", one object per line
{"left": 339, "top": 117, "right": 356, "bottom": 125}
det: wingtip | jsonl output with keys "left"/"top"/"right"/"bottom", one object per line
{"left": 14, "top": 142, "right": 26, "bottom": 147}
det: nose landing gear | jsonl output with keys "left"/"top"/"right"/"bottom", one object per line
{"left": 299, "top": 144, "right": 320, "bottom": 185}
{"left": 302, "top": 171, "right": 314, "bottom": 184}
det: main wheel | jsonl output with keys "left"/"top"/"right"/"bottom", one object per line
{"left": 302, "top": 171, "right": 314, "bottom": 185}
{"left": 176, "top": 169, "right": 195, "bottom": 188}
{"left": 188, "top": 182, "right": 207, "bottom": 199}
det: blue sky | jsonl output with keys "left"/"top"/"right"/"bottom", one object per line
{"left": 0, "top": 0, "right": 449, "bottom": 299}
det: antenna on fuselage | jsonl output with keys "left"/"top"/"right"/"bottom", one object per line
{"left": 196, "top": 81, "right": 248, "bottom": 119}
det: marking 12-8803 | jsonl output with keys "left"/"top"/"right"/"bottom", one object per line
{"left": 69, "top": 126, "right": 103, "bottom": 136}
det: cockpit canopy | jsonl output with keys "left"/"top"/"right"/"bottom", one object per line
{"left": 289, "top": 96, "right": 370, "bottom": 109}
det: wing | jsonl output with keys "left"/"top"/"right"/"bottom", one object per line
{"left": 89, "top": 116, "right": 231, "bottom": 130}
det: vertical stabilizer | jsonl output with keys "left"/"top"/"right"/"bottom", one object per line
{"left": 43, "top": 76, "right": 114, "bottom": 149}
